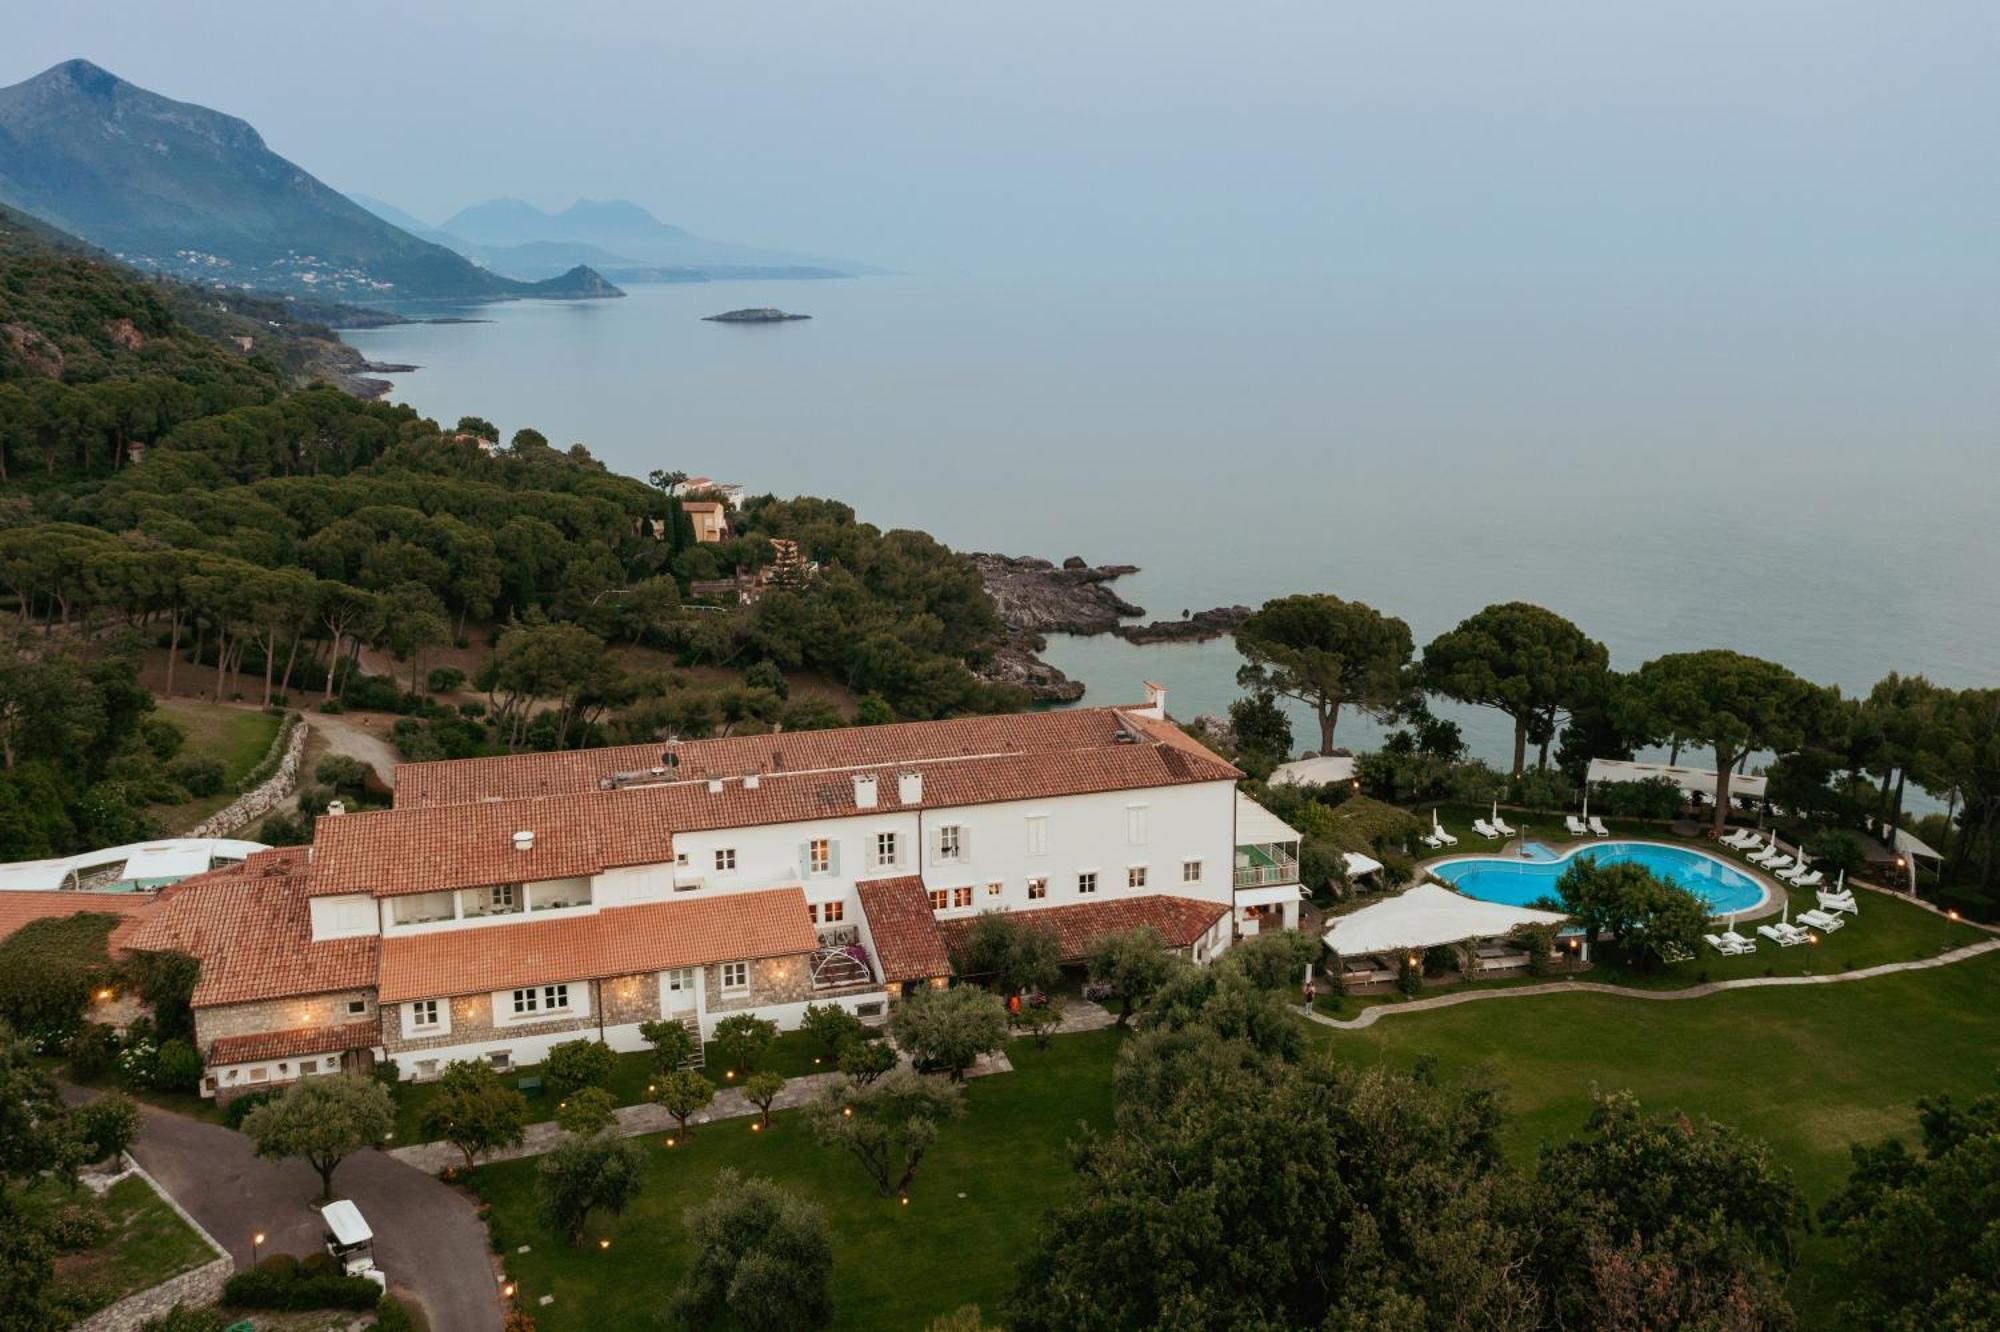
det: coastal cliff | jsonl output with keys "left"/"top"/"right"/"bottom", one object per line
{"left": 970, "top": 553, "right": 1251, "bottom": 702}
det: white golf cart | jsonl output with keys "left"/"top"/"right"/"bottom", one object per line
{"left": 321, "top": 1199, "right": 388, "bottom": 1289}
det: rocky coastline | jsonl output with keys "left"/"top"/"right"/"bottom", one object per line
{"left": 970, "top": 553, "right": 1251, "bottom": 702}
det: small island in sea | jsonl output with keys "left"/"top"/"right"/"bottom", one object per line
{"left": 702, "top": 307, "right": 812, "bottom": 323}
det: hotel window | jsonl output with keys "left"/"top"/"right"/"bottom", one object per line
{"left": 490, "top": 883, "right": 517, "bottom": 910}
{"left": 1078, "top": 872, "right": 1098, "bottom": 896}
{"left": 1182, "top": 859, "right": 1203, "bottom": 884}
{"left": 676, "top": 851, "right": 689, "bottom": 867}
{"left": 488, "top": 1051, "right": 512, "bottom": 1070}
{"left": 720, "top": 961, "right": 750, "bottom": 994}
{"left": 936, "top": 825, "right": 964, "bottom": 863}
{"left": 809, "top": 838, "right": 832, "bottom": 874}
{"left": 1028, "top": 877, "right": 1048, "bottom": 900}
{"left": 929, "top": 888, "right": 951, "bottom": 912}
{"left": 1025, "top": 814, "right": 1048, "bottom": 856}
{"left": 511, "top": 984, "right": 570, "bottom": 1017}
{"left": 664, "top": 967, "right": 696, "bottom": 997}
{"left": 1126, "top": 804, "right": 1150, "bottom": 845}
{"left": 249, "top": 1066, "right": 269, "bottom": 1083}
{"left": 985, "top": 881, "right": 1003, "bottom": 897}
{"left": 874, "top": 831, "right": 899, "bottom": 868}
{"left": 346, "top": 998, "right": 367, "bottom": 1016}
{"left": 952, "top": 885, "right": 973, "bottom": 909}
{"left": 409, "top": 1000, "right": 440, "bottom": 1030}
{"left": 1128, "top": 866, "right": 1148, "bottom": 890}
{"left": 821, "top": 900, "right": 845, "bottom": 923}
{"left": 715, "top": 848, "right": 737, "bottom": 872}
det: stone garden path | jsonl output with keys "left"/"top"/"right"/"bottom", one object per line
{"left": 389, "top": 1044, "right": 1016, "bottom": 1174}
{"left": 1310, "top": 936, "right": 2000, "bottom": 1032}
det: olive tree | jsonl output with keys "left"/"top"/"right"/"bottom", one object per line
{"left": 667, "top": 1170, "right": 834, "bottom": 1332}
{"left": 803, "top": 1067, "right": 964, "bottom": 1198}
{"left": 241, "top": 1073, "right": 395, "bottom": 1201}
{"left": 889, "top": 985, "right": 1007, "bottom": 1081}
{"left": 419, "top": 1059, "right": 529, "bottom": 1172}
{"left": 535, "top": 1132, "right": 645, "bottom": 1244}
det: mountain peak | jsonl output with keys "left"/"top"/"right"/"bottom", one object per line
{"left": 0, "top": 64, "right": 621, "bottom": 303}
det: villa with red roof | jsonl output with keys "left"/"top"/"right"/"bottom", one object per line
{"left": 113, "top": 684, "right": 1303, "bottom": 1099}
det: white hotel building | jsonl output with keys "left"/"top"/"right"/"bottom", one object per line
{"left": 114, "top": 685, "right": 1306, "bottom": 1097}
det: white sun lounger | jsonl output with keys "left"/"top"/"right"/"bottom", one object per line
{"left": 1816, "top": 891, "right": 1859, "bottom": 916}
{"left": 1756, "top": 923, "right": 1806, "bottom": 947}
{"left": 1472, "top": 819, "right": 1502, "bottom": 839}
{"left": 1748, "top": 844, "right": 1789, "bottom": 867}
{"left": 1719, "top": 928, "right": 1756, "bottom": 951}
{"left": 1705, "top": 933, "right": 1754, "bottom": 956}
{"left": 1759, "top": 855, "right": 1797, "bottom": 876}
{"left": 1783, "top": 867, "right": 1824, "bottom": 889}
{"left": 1588, "top": 816, "right": 1611, "bottom": 837}
{"left": 1719, "top": 828, "right": 1762, "bottom": 851}
{"left": 1420, "top": 829, "right": 1445, "bottom": 849}
{"left": 1491, "top": 815, "right": 1517, "bottom": 837}
{"left": 1432, "top": 825, "right": 1458, "bottom": 847}
{"left": 1796, "top": 908, "right": 1845, "bottom": 932}
{"left": 1565, "top": 815, "right": 1590, "bottom": 836}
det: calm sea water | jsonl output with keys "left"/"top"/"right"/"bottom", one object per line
{"left": 348, "top": 274, "right": 1999, "bottom": 771}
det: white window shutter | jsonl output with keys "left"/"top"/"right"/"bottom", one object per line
{"left": 798, "top": 842, "right": 811, "bottom": 876}
{"left": 929, "top": 828, "right": 942, "bottom": 865}
{"left": 829, "top": 841, "right": 842, "bottom": 875}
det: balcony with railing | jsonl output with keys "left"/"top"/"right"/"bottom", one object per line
{"left": 1234, "top": 842, "right": 1301, "bottom": 890}
{"left": 810, "top": 926, "right": 877, "bottom": 990}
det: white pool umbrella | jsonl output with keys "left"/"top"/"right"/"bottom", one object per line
{"left": 1834, "top": 869, "right": 1845, "bottom": 893}
{"left": 1582, "top": 790, "right": 1589, "bottom": 820}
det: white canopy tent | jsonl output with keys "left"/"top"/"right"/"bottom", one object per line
{"left": 1881, "top": 823, "right": 1943, "bottom": 864}
{"left": 1586, "top": 759, "right": 1768, "bottom": 804}
{"left": 1325, "top": 883, "right": 1567, "bottom": 957}
{"left": 1342, "top": 851, "right": 1384, "bottom": 879}
{"left": 1271, "top": 755, "right": 1357, "bottom": 788}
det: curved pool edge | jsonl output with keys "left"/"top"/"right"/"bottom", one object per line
{"left": 1418, "top": 838, "right": 1777, "bottom": 919}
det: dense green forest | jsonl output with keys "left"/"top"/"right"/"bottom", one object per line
{"left": 0, "top": 208, "right": 1021, "bottom": 858}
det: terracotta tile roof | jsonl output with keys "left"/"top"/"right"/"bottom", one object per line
{"left": 0, "top": 892, "right": 149, "bottom": 944}
{"left": 208, "top": 1021, "right": 379, "bottom": 1067}
{"left": 938, "top": 895, "right": 1229, "bottom": 966}
{"left": 854, "top": 877, "right": 954, "bottom": 982}
{"left": 377, "top": 886, "right": 818, "bottom": 1003}
{"left": 112, "top": 853, "right": 377, "bottom": 1008}
{"left": 394, "top": 706, "right": 1239, "bottom": 810}
{"left": 308, "top": 789, "right": 678, "bottom": 898}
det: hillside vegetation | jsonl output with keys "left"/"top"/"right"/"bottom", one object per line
{"left": 0, "top": 217, "right": 1021, "bottom": 857}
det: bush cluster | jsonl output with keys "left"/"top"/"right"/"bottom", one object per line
{"left": 221, "top": 1254, "right": 383, "bottom": 1311}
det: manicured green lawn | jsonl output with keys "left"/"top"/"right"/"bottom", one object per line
{"left": 1321, "top": 950, "right": 2000, "bottom": 1326}
{"left": 466, "top": 1031, "right": 1121, "bottom": 1331}
{"left": 35, "top": 1174, "right": 216, "bottom": 1313}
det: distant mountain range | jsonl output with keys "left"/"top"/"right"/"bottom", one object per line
{"left": 0, "top": 60, "right": 619, "bottom": 303}
{"left": 350, "top": 194, "right": 868, "bottom": 284}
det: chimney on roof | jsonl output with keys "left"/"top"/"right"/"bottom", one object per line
{"left": 1138, "top": 680, "right": 1168, "bottom": 719}
{"left": 707, "top": 778, "right": 725, "bottom": 794}
{"left": 513, "top": 829, "right": 535, "bottom": 852}
{"left": 744, "top": 773, "right": 761, "bottom": 790}
{"left": 897, "top": 771, "right": 923, "bottom": 805}
{"left": 326, "top": 799, "right": 346, "bottom": 817}
{"left": 853, "top": 773, "right": 878, "bottom": 809}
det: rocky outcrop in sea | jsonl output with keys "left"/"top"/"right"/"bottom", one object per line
{"left": 970, "top": 553, "right": 1251, "bottom": 703}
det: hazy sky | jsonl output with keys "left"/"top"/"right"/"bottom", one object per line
{"left": 8, "top": 2, "right": 1997, "bottom": 277}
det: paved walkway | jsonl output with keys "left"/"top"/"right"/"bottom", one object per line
{"left": 305, "top": 712, "right": 401, "bottom": 789}
{"left": 1310, "top": 937, "right": 2000, "bottom": 1031}
{"left": 69, "top": 1093, "right": 500, "bottom": 1332}
{"left": 390, "top": 1045, "right": 1017, "bottom": 1174}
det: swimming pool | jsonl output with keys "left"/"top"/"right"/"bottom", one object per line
{"left": 1427, "top": 841, "right": 1769, "bottom": 915}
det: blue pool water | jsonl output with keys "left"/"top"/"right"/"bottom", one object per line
{"left": 1429, "top": 842, "right": 1768, "bottom": 915}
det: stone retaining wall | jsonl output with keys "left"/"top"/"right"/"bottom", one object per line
{"left": 186, "top": 712, "right": 305, "bottom": 839}
{"left": 72, "top": 1159, "right": 234, "bottom": 1332}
